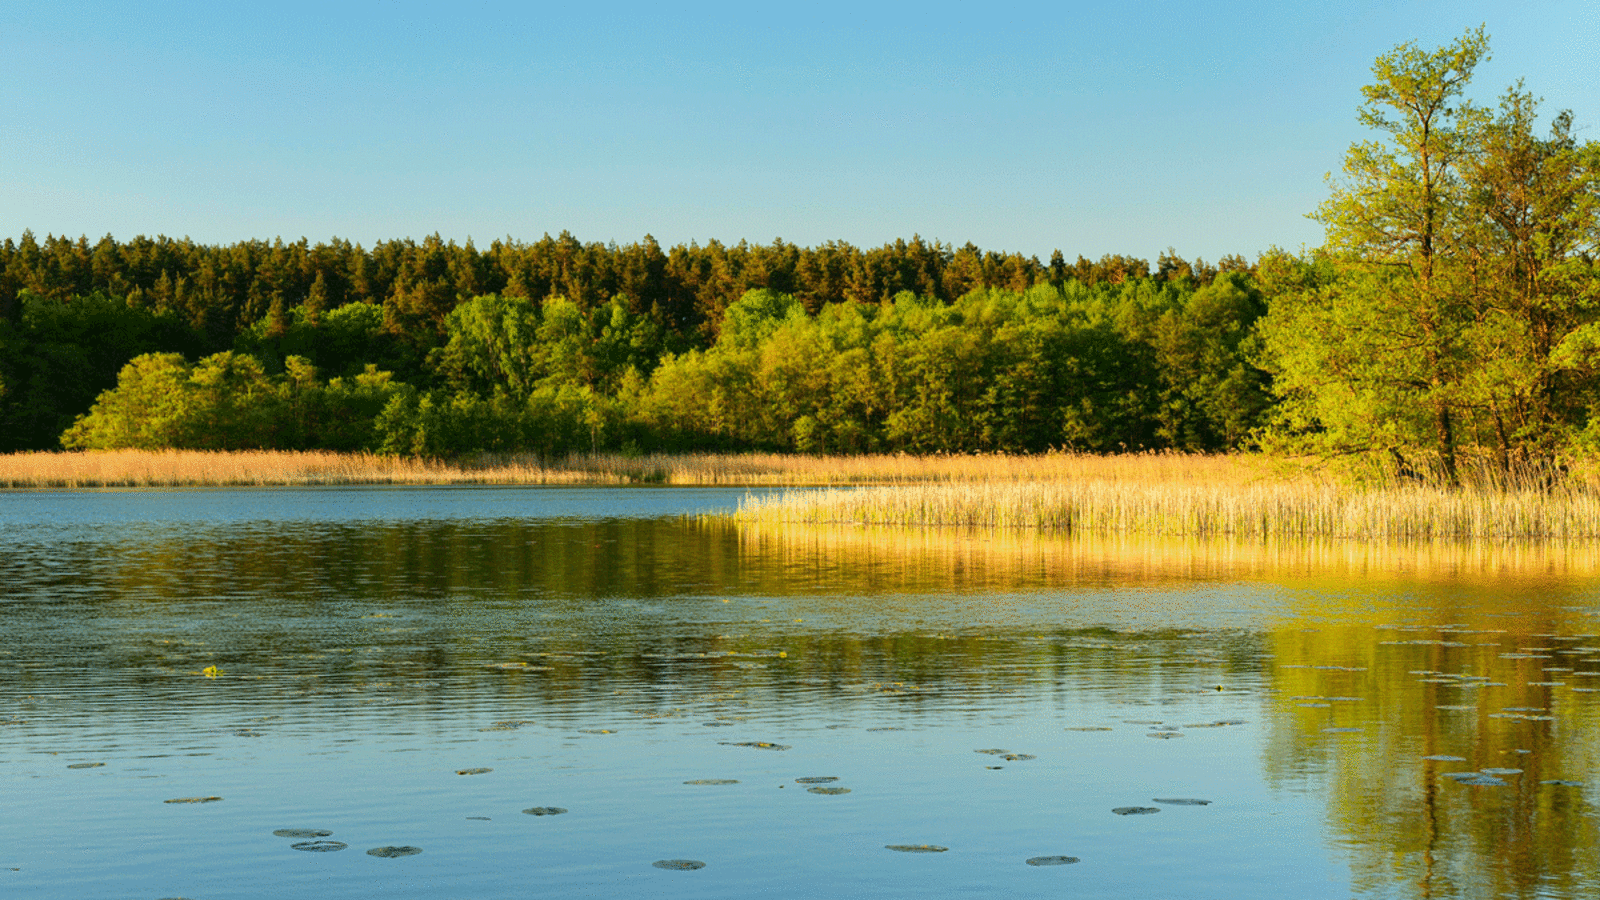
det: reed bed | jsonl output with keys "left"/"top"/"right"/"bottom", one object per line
{"left": 735, "top": 480, "right": 1600, "bottom": 542}
{"left": 0, "top": 449, "right": 1274, "bottom": 489}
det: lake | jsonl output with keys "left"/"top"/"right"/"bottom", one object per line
{"left": 2, "top": 485, "right": 1598, "bottom": 899}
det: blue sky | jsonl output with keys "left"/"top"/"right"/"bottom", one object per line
{"left": 3, "top": 1, "right": 1595, "bottom": 263}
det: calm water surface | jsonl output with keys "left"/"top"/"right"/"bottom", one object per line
{"left": 3, "top": 486, "right": 1599, "bottom": 899}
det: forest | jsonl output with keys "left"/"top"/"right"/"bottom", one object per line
{"left": 2, "top": 29, "right": 1596, "bottom": 483}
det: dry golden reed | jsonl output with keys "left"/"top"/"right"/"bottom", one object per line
{"left": 0, "top": 449, "right": 1270, "bottom": 489}
{"left": 735, "top": 480, "right": 1600, "bottom": 541}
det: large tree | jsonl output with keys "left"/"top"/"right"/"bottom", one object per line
{"left": 1261, "top": 28, "right": 1600, "bottom": 483}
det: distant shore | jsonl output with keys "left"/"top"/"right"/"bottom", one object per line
{"left": 0, "top": 448, "right": 1265, "bottom": 489}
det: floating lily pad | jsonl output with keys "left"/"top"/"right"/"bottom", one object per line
{"left": 795, "top": 777, "right": 839, "bottom": 784}
{"left": 885, "top": 844, "right": 947, "bottom": 853}
{"left": 1065, "top": 726, "right": 1113, "bottom": 732}
{"left": 1153, "top": 798, "right": 1210, "bottom": 806}
{"left": 578, "top": 729, "right": 616, "bottom": 735}
{"left": 1323, "top": 727, "right": 1362, "bottom": 733}
{"left": 456, "top": 767, "right": 492, "bottom": 775}
{"left": 1480, "top": 768, "right": 1522, "bottom": 775}
{"left": 1145, "top": 732, "right": 1183, "bottom": 739}
{"left": 702, "top": 722, "right": 734, "bottom": 727}
{"left": 985, "top": 766, "right": 1003, "bottom": 770}
{"left": 1422, "top": 755, "right": 1467, "bottom": 762}
{"left": 1002, "top": 753, "right": 1035, "bottom": 761}
{"left": 1025, "top": 855, "right": 1080, "bottom": 866}
{"left": 466, "top": 816, "right": 490, "bottom": 820}
{"left": 866, "top": 727, "right": 903, "bottom": 732}
{"left": 652, "top": 859, "right": 706, "bottom": 870}
{"left": 975, "top": 749, "right": 1010, "bottom": 755}
{"left": 721, "top": 741, "right": 790, "bottom": 751}
{"left": 1542, "top": 780, "right": 1584, "bottom": 786}
{"left": 164, "top": 797, "right": 222, "bottom": 804}
{"left": 522, "top": 807, "right": 567, "bottom": 816}
{"left": 366, "top": 846, "right": 422, "bottom": 858}
{"left": 274, "top": 829, "right": 333, "bottom": 839}
{"left": 807, "top": 786, "right": 851, "bottom": 795}
{"left": 66, "top": 762, "right": 104, "bottom": 769}
{"left": 1112, "top": 807, "right": 1160, "bottom": 815}
{"left": 684, "top": 779, "right": 739, "bottom": 785}
{"left": 1443, "top": 773, "right": 1506, "bottom": 786}
{"left": 291, "top": 841, "right": 347, "bottom": 852}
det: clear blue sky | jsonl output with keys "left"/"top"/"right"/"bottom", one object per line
{"left": 3, "top": 1, "right": 1595, "bottom": 263}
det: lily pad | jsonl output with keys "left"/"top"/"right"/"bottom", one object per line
{"left": 456, "top": 767, "right": 492, "bottom": 775}
{"left": 795, "top": 777, "right": 839, "bottom": 784}
{"left": 1112, "top": 807, "right": 1160, "bottom": 815}
{"left": 366, "top": 846, "right": 422, "bottom": 858}
{"left": 1422, "top": 755, "right": 1467, "bottom": 762}
{"left": 721, "top": 741, "right": 790, "bottom": 751}
{"left": 1065, "top": 726, "right": 1113, "bottom": 731}
{"left": 522, "top": 807, "right": 567, "bottom": 816}
{"left": 1152, "top": 798, "right": 1210, "bottom": 806}
{"left": 291, "top": 841, "right": 347, "bottom": 852}
{"left": 1145, "top": 732, "right": 1183, "bottom": 739}
{"left": 885, "top": 844, "right": 947, "bottom": 853}
{"left": 652, "top": 859, "right": 706, "bottom": 870}
{"left": 1025, "top": 855, "right": 1080, "bottom": 866}
{"left": 1443, "top": 773, "right": 1506, "bottom": 786}
{"left": 164, "top": 797, "right": 222, "bottom": 804}
{"left": 274, "top": 829, "right": 333, "bottom": 839}
{"left": 975, "top": 749, "right": 1010, "bottom": 755}
{"left": 807, "top": 786, "right": 851, "bottom": 795}
{"left": 66, "top": 763, "right": 104, "bottom": 769}
{"left": 1543, "top": 780, "right": 1584, "bottom": 786}
{"left": 1002, "top": 753, "right": 1035, "bottom": 761}
{"left": 1480, "top": 767, "right": 1522, "bottom": 775}
{"left": 1323, "top": 727, "right": 1362, "bottom": 733}
{"left": 683, "top": 779, "right": 739, "bottom": 785}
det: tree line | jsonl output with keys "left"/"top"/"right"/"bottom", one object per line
{"left": 4, "top": 29, "right": 1597, "bottom": 481}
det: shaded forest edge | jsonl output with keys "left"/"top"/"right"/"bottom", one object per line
{"left": 2, "top": 30, "right": 1597, "bottom": 488}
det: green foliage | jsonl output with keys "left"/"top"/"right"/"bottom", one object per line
{"left": 1260, "top": 29, "right": 1600, "bottom": 480}
{"left": 62, "top": 352, "right": 408, "bottom": 451}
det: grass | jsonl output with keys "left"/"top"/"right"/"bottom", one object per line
{"left": 734, "top": 477, "right": 1600, "bottom": 541}
{"left": 9, "top": 448, "right": 1598, "bottom": 543}
{"left": 0, "top": 448, "right": 1278, "bottom": 489}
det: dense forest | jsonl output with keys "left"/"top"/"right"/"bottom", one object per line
{"left": 2, "top": 30, "right": 1596, "bottom": 480}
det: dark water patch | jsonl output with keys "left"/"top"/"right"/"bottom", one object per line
{"left": 274, "top": 829, "right": 332, "bottom": 838}
{"left": 885, "top": 844, "right": 947, "bottom": 852}
{"left": 577, "top": 729, "right": 616, "bottom": 735}
{"left": 1113, "top": 807, "right": 1160, "bottom": 815}
{"left": 807, "top": 786, "right": 851, "bottom": 795}
{"left": 1543, "top": 780, "right": 1584, "bottom": 786}
{"left": 523, "top": 807, "right": 567, "bottom": 816}
{"left": 1025, "top": 855, "right": 1080, "bottom": 866}
{"left": 164, "top": 797, "right": 221, "bottom": 804}
{"left": 67, "top": 762, "right": 104, "bottom": 769}
{"left": 1323, "top": 727, "right": 1362, "bottom": 734}
{"left": 367, "top": 846, "right": 422, "bottom": 858}
{"left": 684, "top": 779, "right": 738, "bottom": 785}
{"left": 653, "top": 859, "right": 706, "bottom": 870}
{"left": 1153, "top": 798, "right": 1210, "bottom": 806}
{"left": 456, "top": 767, "right": 492, "bottom": 775}
{"left": 292, "top": 840, "right": 347, "bottom": 852}
{"left": 467, "top": 816, "right": 491, "bottom": 820}
{"left": 1065, "top": 726, "right": 1113, "bottom": 731}
{"left": 702, "top": 722, "right": 734, "bottom": 727}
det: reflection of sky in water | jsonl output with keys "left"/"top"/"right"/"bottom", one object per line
{"left": 2, "top": 488, "right": 1598, "bottom": 898}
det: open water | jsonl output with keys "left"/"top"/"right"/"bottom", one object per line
{"left": 2, "top": 485, "right": 1598, "bottom": 898}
